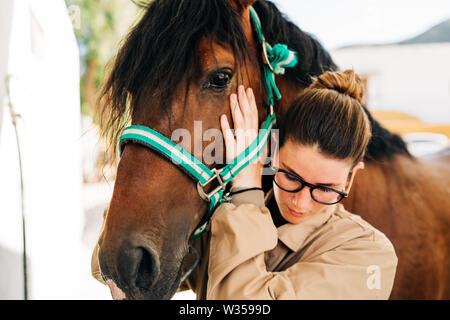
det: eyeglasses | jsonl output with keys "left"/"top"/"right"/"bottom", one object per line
{"left": 272, "top": 167, "right": 348, "bottom": 205}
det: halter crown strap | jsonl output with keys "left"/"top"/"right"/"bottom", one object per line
{"left": 249, "top": 6, "right": 298, "bottom": 107}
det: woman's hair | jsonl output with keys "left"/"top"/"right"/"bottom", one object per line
{"left": 278, "top": 69, "right": 372, "bottom": 167}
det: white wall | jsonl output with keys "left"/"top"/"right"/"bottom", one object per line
{"left": 0, "top": 0, "right": 106, "bottom": 299}
{"left": 331, "top": 43, "right": 450, "bottom": 124}
{"left": 0, "top": 0, "right": 15, "bottom": 141}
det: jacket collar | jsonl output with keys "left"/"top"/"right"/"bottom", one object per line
{"left": 265, "top": 188, "right": 336, "bottom": 252}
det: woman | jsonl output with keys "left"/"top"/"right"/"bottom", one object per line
{"left": 207, "top": 70, "right": 398, "bottom": 299}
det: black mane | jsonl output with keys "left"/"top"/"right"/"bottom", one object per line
{"left": 99, "top": 0, "right": 253, "bottom": 152}
{"left": 252, "top": 1, "right": 337, "bottom": 85}
{"left": 99, "top": 0, "right": 410, "bottom": 161}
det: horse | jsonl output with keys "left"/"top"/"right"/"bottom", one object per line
{"left": 94, "top": 0, "right": 450, "bottom": 300}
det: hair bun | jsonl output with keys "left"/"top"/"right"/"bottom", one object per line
{"left": 312, "top": 69, "right": 365, "bottom": 104}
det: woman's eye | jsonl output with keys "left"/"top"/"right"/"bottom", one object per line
{"left": 317, "top": 186, "right": 332, "bottom": 193}
{"left": 204, "top": 70, "right": 232, "bottom": 89}
{"left": 285, "top": 173, "right": 297, "bottom": 181}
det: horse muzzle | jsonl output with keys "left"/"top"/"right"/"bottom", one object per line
{"left": 98, "top": 233, "right": 192, "bottom": 300}
{"left": 98, "top": 236, "right": 165, "bottom": 299}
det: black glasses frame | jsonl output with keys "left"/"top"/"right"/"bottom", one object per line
{"left": 271, "top": 167, "right": 348, "bottom": 205}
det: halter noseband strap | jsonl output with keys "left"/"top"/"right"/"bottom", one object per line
{"left": 118, "top": 6, "right": 298, "bottom": 241}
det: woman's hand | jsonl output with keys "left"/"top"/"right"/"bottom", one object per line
{"left": 220, "top": 85, "right": 264, "bottom": 189}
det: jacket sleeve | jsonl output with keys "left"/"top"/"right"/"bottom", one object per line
{"left": 206, "top": 193, "right": 398, "bottom": 300}
{"left": 206, "top": 189, "right": 279, "bottom": 299}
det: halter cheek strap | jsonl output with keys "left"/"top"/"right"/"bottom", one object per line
{"left": 118, "top": 6, "right": 298, "bottom": 241}
{"left": 249, "top": 6, "right": 298, "bottom": 107}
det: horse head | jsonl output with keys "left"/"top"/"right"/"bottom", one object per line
{"left": 95, "top": 0, "right": 337, "bottom": 299}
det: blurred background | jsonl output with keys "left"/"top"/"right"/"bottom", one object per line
{"left": 0, "top": 0, "right": 448, "bottom": 300}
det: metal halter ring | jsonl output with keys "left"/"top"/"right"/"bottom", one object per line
{"left": 196, "top": 168, "right": 228, "bottom": 202}
{"left": 261, "top": 40, "right": 275, "bottom": 73}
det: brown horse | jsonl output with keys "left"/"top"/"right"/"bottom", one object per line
{"left": 95, "top": 0, "right": 450, "bottom": 299}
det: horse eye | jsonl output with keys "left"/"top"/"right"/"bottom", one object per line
{"left": 204, "top": 69, "right": 232, "bottom": 90}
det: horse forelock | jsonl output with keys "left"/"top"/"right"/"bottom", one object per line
{"left": 97, "top": 0, "right": 252, "bottom": 157}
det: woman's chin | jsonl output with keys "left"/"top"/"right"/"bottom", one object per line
{"left": 282, "top": 208, "right": 308, "bottom": 224}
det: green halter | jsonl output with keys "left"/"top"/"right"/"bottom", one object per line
{"left": 118, "top": 6, "right": 298, "bottom": 241}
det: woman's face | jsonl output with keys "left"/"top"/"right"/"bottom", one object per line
{"left": 273, "top": 140, "right": 360, "bottom": 224}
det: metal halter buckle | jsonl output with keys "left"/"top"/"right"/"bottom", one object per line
{"left": 196, "top": 168, "right": 228, "bottom": 202}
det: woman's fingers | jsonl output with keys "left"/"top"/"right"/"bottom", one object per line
{"left": 230, "top": 93, "right": 244, "bottom": 130}
{"left": 237, "top": 86, "right": 258, "bottom": 130}
{"left": 220, "top": 114, "right": 235, "bottom": 146}
{"left": 237, "top": 85, "right": 251, "bottom": 115}
{"left": 246, "top": 88, "right": 257, "bottom": 114}
{"left": 246, "top": 87, "right": 258, "bottom": 127}
{"left": 222, "top": 86, "right": 260, "bottom": 162}
{"left": 220, "top": 114, "right": 236, "bottom": 162}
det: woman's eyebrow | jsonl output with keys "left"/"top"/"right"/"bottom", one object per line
{"left": 281, "top": 162, "right": 340, "bottom": 187}
{"left": 281, "top": 162, "right": 304, "bottom": 180}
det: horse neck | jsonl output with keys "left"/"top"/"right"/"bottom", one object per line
{"left": 273, "top": 75, "right": 306, "bottom": 117}
{"left": 342, "top": 152, "right": 450, "bottom": 234}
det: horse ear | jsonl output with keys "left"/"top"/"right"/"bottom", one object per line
{"left": 229, "top": 0, "right": 257, "bottom": 11}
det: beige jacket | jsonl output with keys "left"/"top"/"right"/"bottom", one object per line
{"left": 206, "top": 188, "right": 398, "bottom": 300}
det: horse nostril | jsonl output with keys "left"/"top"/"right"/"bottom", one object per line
{"left": 115, "top": 242, "right": 161, "bottom": 296}
{"left": 135, "top": 247, "right": 160, "bottom": 292}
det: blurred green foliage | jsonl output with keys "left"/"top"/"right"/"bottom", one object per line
{"left": 65, "top": 0, "right": 141, "bottom": 116}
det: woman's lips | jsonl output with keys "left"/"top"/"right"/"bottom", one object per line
{"left": 288, "top": 208, "right": 305, "bottom": 217}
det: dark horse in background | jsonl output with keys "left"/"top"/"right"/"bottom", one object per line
{"left": 95, "top": 0, "right": 450, "bottom": 299}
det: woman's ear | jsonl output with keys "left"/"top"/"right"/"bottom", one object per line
{"left": 344, "top": 161, "right": 364, "bottom": 194}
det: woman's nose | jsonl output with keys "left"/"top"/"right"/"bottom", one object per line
{"left": 293, "top": 187, "right": 313, "bottom": 210}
